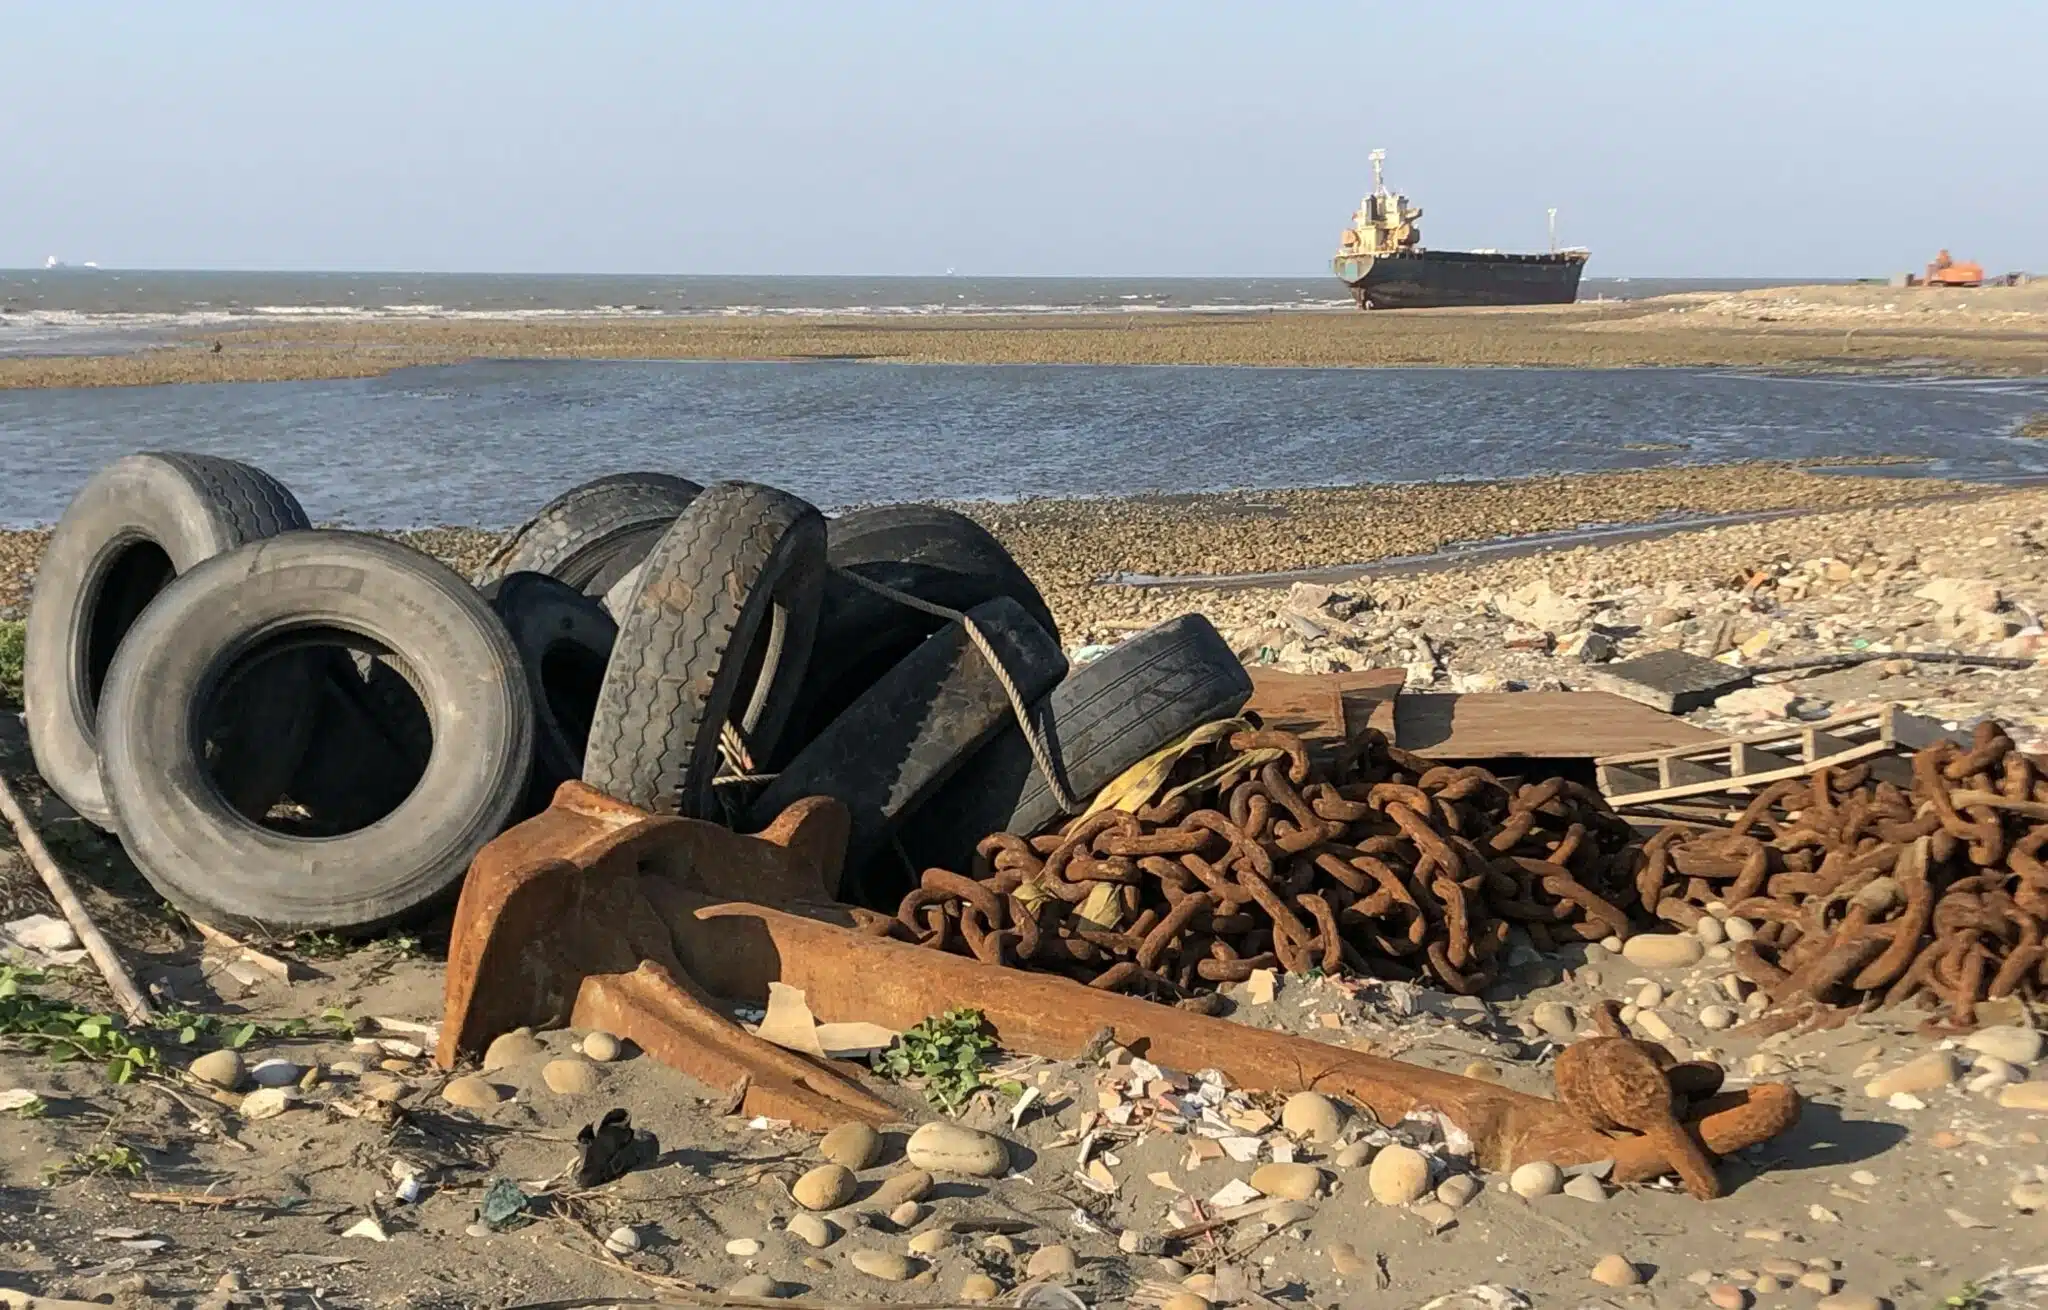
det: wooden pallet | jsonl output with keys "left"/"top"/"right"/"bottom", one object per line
{"left": 1595, "top": 703, "right": 1966, "bottom": 809}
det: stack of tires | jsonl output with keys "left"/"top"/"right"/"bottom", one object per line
{"left": 22, "top": 454, "right": 1252, "bottom": 934}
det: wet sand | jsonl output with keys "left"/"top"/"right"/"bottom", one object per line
{"left": 1, "top": 285, "right": 2044, "bottom": 389}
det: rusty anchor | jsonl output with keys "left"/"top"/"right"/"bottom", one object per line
{"left": 437, "top": 780, "right": 1799, "bottom": 1186}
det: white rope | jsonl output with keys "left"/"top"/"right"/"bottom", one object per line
{"left": 828, "top": 566, "right": 1079, "bottom": 813}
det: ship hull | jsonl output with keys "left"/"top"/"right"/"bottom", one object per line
{"left": 1333, "top": 250, "right": 1587, "bottom": 310}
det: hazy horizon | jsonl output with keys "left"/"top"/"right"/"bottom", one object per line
{"left": 6, "top": 2, "right": 2042, "bottom": 279}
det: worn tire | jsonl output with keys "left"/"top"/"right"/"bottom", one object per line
{"left": 96, "top": 531, "right": 533, "bottom": 933}
{"left": 480, "top": 572, "right": 617, "bottom": 816}
{"left": 474, "top": 473, "right": 704, "bottom": 600}
{"left": 896, "top": 614, "right": 1252, "bottom": 876}
{"left": 748, "top": 596, "right": 1067, "bottom": 899}
{"left": 582, "top": 482, "right": 826, "bottom": 819}
{"left": 776, "top": 505, "right": 1056, "bottom": 762}
{"left": 23, "top": 452, "right": 313, "bottom": 830}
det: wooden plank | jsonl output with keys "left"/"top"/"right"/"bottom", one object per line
{"left": 1606, "top": 739, "right": 1889, "bottom": 807}
{"left": 1244, "top": 667, "right": 1406, "bottom": 761}
{"left": 1598, "top": 763, "right": 1662, "bottom": 797}
{"left": 1390, "top": 691, "right": 1720, "bottom": 760}
{"left": 1660, "top": 755, "right": 1732, "bottom": 789}
{"left": 1732, "top": 741, "right": 1801, "bottom": 777}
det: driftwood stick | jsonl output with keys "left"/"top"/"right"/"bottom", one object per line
{"left": 0, "top": 773, "right": 154, "bottom": 1023}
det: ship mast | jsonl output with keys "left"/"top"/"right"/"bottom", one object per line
{"left": 1370, "top": 148, "right": 1387, "bottom": 198}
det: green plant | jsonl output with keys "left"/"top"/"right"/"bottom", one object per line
{"left": 1941, "top": 1281, "right": 1987, "bottom": 1310}
{"left": 871, "top": 1007, "right": 1000, "bottom": 1113}
{"left": 0, "top": 620, "right": 23, "bottom": 706}
{"left": 8, "top": 1094, "right": 47, "bottom": 1119}
{"left": 43, "top": 1141, "right": 145, "bottom": 1182}
{"left": 0, "top": 968, "right": 163, "bottom": 1083}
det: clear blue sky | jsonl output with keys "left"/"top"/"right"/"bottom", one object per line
{"left": 3, "top": 1, "right": 2041, "bottom": 278}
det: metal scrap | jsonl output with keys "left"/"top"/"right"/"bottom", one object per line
{"left": 1644, "top": 719, "right": 2047, "bottom": 1029}
{"left": 865, "top": 727, "right": 1640, "bottom": 997}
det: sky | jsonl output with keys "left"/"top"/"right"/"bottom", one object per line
{"left": 2, "top": 1, "right": 2042, "bottom": 278}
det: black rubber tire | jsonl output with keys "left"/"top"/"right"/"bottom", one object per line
{"left": 23, "top": 452, "right": 313, "bottom": 831}
{"left": 748, "top": 596, "right": 1067, "bottom": 898}
{"left": 895, "top": 614, "right": 1253, "bottom": 876}
{"left": 474, "top": 473, "right": 704, "bottom": 600}
{"left": 775, "top": 505, "right": 1057, "bottom": 764}
{"left": 480, "top": 572, "right": 618, "bottom": 817}
{"left": 582, "top": 482, "right": 826, "bottom": 819}
{"left": 96, "top": 531, "right": 534, "bottom": 934}
{"left": 277, "top": 660, "right": 433, "bottom": 836}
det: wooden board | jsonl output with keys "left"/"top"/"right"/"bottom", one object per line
{"left": 1244, "top": 667, "right": 1406, "bottom": 760}
{"left": 1386, "top": 691, "right": 1721, "bottom": 760}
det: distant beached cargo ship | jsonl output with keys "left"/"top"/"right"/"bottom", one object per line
{"left": 1333, "top": 150, "right": 1588, "bottom": 309}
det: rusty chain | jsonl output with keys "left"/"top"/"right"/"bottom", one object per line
{"left": 853, "top": 726, "right": 1642, "bottom": 1001}
{"left": 1643, "top": 719, "right": 2047, "bottom": 1032}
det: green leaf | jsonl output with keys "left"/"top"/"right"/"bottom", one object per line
{"left": 228, "top": 1023, "right": 258, "bottom": 1049}
{"left": 178, "top": 1025, "right": 198, "bottom": 1045}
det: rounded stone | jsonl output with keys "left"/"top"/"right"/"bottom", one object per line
{"left": 803, "top": 1257, "right": 832, "bottom": 1274}
{"left": 726, "top": 1237, "right": 762, "bottom": 1257}
{"left": 1510, "top": 1161, "right": 1563, "bottom": 1197}
{"left": 905, "top": 1122, "right": 1007, "bottom": 1176}
{"left": 1635, "top": 982, "right": 1665, "bottom": 1009}
{"left": 1182, "top": 1274, "right": 1218, "bottom": 1297}
{"left": 793, "top": 1164, "right": 857, "bottom": 1211}
{"left": 727, "top": 1274, "right": 782, "bottom": 1298}
{"left": 1563, "top": 1173, "right": 1607, "bottom": 1203}
{"left": 541, "top": 1058, "right": 599, "bottom": 1095}
{"left": 1800, "top": 1273, "right": 1838, "bottom": 1295}
{"left": 1591, "top": 1254, "right": 1642, "bottom": 1287}
{"left": 961, "top": 1274, "right": 1000, "bottom": 1303}
{"left": 189, "top": 1049, "right": 245, "bottom": 1090}
{"left": 1367, "top": 1144, "right": 1430, "bottom": 1205}
{"left": 581, "top": 1031, "right": 622, "bottom": 1063}
{"left": 1329, "top": 1240, "right": 1370, "bottom": 1276}
{"left": 907, "top": 1229, "right": 948, "bottom": 1256}
{"left": 1280, "top": 1090, "right": 1344, "bottom": 1143}
{"left": 1710, "top": 1284, "right": 1750, "bottom": 1310}
{"left": 364, "top": 1077, "right": 408, "bottom": 1103}
{"left": 248, "top": 1058, "right": 304, "bottom": 1088}
{"left": 1164, "top": 1295, "right": 1211, "bottom": 1310}
{"left": 238, "top": 1087, "right": 293, "bottom": 1120}
{"left": 982, "top": 1235, "right": 1018, "bottom": 1256}
{"left": 1966, "top": 1026, "right": 2044, "bottom": 1066}
{"left": 1262, "top": 1200, "right": 1315, "bottom": 1227}
{"left": 2012, "top": 1181, "right": 2048, "bottom": 1210}
{"left": 1760, "top": 1258, "right": 1804, "bottom": 1278}
{"left": 1696, "top": 916, "right": 1728, "bottom": 946}
{"left": 1157, "top": 1258, "right": 1190, "bottom": 1279}
{"left": 1724, "top": 917, "right": 1757, "bottom": 942}
{"left": 1436, "top": 1173, "right": 1482, "bottom": 1209}
{"left": 1252, "top": 1161, "right": 1326, "bottom": 1201}
{"left": 1999, "top": 1082, "right": 2048, "bottom": 1110}
{"left": 820, "top": 1122, "right": 883, "bottom": 1170}
{"left": 850, "top": 1250, "right": 914, "bottom": 1282}
{"left": 1026, "top": 1244, "right": 1078, "bottom": 1279}
{"left": 890, "top": 1201, "right": 926, "bottom": 1227}
{"left": 1754, "top": 1277, "right": 1786, "bottom": 1295}
{"left": 785, "top": 1212, "right": 836, "bottom": 1248}
{"left": 1699, "top": 1004, "right": 1736, "bottom": 1031}
{"left": 1816, "top": 1294, "right": 1885, "bottom": 1310}
{"left": 1532, "top": 1001, "right": 1577, "bottom": 1039}
{"left": 1333, "top": 1141, "right": 1376, "bottom": 1168}
{"left": 1462, "top": 1060, "right": 1501, "bottom": 1082}
{"left": 328, "top": 1059, "right": 365, "bottom": 1077}
{"left": 441, "top": 1075, "right": 504, "bottom": 1109}
{"left": 606, "top": 1225, "right": 641, "bottom": 1253}
{"left": 1865, "top": 1051, "right": 1958, "bottom": 1098}
{"left": 482, "top": 1028, "right": 545, "bottom": 1071}
{"left": 1624, "top": 934, "right": 1704, "bottom": 969}
{"left": 869, "top": 1170, "right": 934, "bottom": 1207}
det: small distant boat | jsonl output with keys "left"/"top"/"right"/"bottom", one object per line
{"left": 1332, "top": 150, "right": 1588, "bottom": 310}
{"left": 42, "top": 256, "right": 98, "bottom": 270}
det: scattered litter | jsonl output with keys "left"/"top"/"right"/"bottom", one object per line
{"left": 478, "top": 1178, "right": 531, "bottom": 1230}
{"left": 754, "top": 980, "right": 898, "bottom": 1058}
{"left": 1209, "top": 1179, "right": 1264, "bottom": 1208}
{"left": 1010, "top": 1085, "right": 1043, "bottom": 1130}
{"left": 343, "top": 1217, "right": 388, "bottom": 1242}
{"left": 92, "top": 1227, "right": 151, "bottom": 1241}
{"left": 0, "top": 1089, "right": 44, "bottom": 1112}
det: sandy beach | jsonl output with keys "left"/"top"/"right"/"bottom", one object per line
{"left": 2, "top": 284, "right": 2045, "bottom": 389}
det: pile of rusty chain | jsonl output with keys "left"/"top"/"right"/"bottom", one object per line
{"left": 851, "top": 727, "right": 1645, "bottom": 998}
{"left": 1644, "top": 720, "right": 2046, "bottom": 1029}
